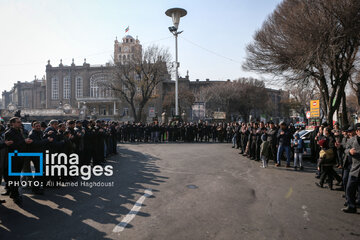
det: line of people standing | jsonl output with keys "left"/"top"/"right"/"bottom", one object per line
{"left": 0, "top": 117, "right": 118, "bottom": 206}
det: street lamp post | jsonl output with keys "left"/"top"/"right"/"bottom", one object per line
{"left": 165, "top": 8, "right": 187, "bottom": 117}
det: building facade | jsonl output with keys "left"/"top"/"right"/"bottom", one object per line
{"left": 2, "top": 35, "right": 287, "bottom": 122}
{"left": 2, "top": 77, "right": 46, "bottom": 110}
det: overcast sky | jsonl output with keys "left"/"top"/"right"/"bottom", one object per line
{"left": 0, "top": 0, "right": 283, "bottom": 93}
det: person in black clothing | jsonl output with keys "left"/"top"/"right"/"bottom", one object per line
{"left": 82, "top": 120, "right": 93, "bottom": 165}
{"left": 43, "top": 119, "right": 65, "bottom": 183}
{"left": 333, "top": 123, "right": 343, "bottom": 168}
{"left": 249, "top": 126, "right": 257, "bottom": 160}
{"left": 267, "top": 121, "right": 278, "bottom": 163}
{"left": 276, "top": 122, "right": 293, "bottom": 167}
{"left": 74, "top": 120, "right": 85, "bottom": 165}
{"left": 93, "top": 120, "right": 105, "bottom": 165}
{"left": 212, "top": 124, "right": 217, "bottom": 142}
{"left": 239, "top": 123, "right": 246, "bottom": 154}
{"left": 5, "top": 117, "right": 33, "bottom": 206}
{"left": 28, "top": 121, "right": 53, "bottom": 194}
{"left": 110, "top": 122, "right": 118, "bottom": 154}
{"left": 0, "top": 124, "right": 13, "bottom": 204}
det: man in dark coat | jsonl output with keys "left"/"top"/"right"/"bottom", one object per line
{"left": 0, "top": 124, "right": 13, "bottom": 204}
{"left": 267, "top": 121, "right": 278, "bottom": 163}
{"left": 276, "top": 122, "right": 293, "bottom": 167}
{"left": 93, "top": 120, "right": 105, "bottom": 165}
{"left": 5, "top": 117, "right": 33, "bottom": 205}
{"left": 28, "top": 121, "right": 53, "bottom": 194}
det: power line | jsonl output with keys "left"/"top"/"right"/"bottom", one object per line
{"left": 180, "top": 36, "right": 242, "bottom": 65}
{"left": 142, "top": 36, "right": 173, "bottom": 45}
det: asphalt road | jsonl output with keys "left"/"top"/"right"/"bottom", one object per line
{"left": 0, "top": 143, "right": 359, "bottom": 240}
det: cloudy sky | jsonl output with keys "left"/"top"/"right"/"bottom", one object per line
{"left": 0, "top": 0, "right": 283, "bottom": 93}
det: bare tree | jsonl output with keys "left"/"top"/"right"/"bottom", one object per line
{"left": 202, "top": 81, "right": 236, "bottom": 120}
{"left": 162, "top": 86, "right": 195, "bottom": 115}
{"left": 107, "top": 45, "right": 171, "bottom": 122}
{"left": 285, "top": 82, "right": 320, "bottom": 118}
{"left": 348, "top": 72, "right": 360, "bottom": 106}
{"left": 199, "top": 78, "right": 271, "bottom": 121}
{"left": 244, "top": 0, "right": 360, "bottom": 127}
{"left": 232, "top": 78, "right": 271, "bottom": 121}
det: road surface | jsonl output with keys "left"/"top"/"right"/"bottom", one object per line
{"left": 0, "top": 143, "right": 359, "bottom": 240}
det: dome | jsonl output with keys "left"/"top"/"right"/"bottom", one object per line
{"left": 125, "top": 35, "right": 134, "bottom": 39}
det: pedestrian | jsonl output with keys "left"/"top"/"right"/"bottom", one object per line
{"left": 342, "top": 126, "right": 355, "bottom": 206}
{"left": 276, "top": 122, "right": 292, "bottom": 167}
{"left": 28, "top": 121, "right": 53, "bottom": 194}
{"left": 293, "top": 133, "right": 305, "bottom": 171}
{"left": 315, "top": 139, "right": 338, "bottom": 190}
{"left": 260, "top": 127, "right": 270, "bottom": 168}
{"left": 267, "top": 121, "right": 278, "bottom": 163}
{"left": 5, "top": 117, "right": 33, "bottom": 206}
{"left": 342, "top": 123, "right": 360, "bottom": 213}
{"left": 0, "top": 124, "right": 13, "bottom": 204}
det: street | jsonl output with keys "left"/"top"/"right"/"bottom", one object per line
{"left": 0, "top": 143, "right": 359, "bottom": 240}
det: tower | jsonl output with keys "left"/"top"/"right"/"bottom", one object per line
{"left": 114, "top": 35, "right": 142, "bottom": 64}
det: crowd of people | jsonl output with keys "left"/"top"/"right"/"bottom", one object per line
{"left": 0, "top": 117, "right": 359, "bottom": 214}
{"left": 228, "top": 120, "right": 360, "bottom": 214}
{"left": 0, "top": 117, "right": 118, "bottom": 206}
{"left": 116, "top": 121, "right": 241, "bottom": 143}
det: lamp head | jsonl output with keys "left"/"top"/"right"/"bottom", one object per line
{"left": 165, "top": 8, "right": 187, "bottom": 30}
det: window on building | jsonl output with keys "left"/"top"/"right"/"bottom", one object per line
{"left": 90, "top": 78, "right": 99, "bottom": 98}
{"left": 52, "top": 77, "right": 59, "bottom": 99}
{"left": 99, "top": 106, "right": 107, "bottom": 115}
{"left": 22, "top": 92, "right": 29, "bottom": 108}
{"left": 63, "top": 76, "right": 71, "bottom": 99}
{"left": 118, "top": 47, "right": 121, "bottom": 52}
{"left": 75, "top": 76, "right": 83, "bottom": 98}
{"left": 90, "top": 73, "right": 110, "bottom": 98}
{"left": 124, "top": 108, "right": 129, "bottom": 116}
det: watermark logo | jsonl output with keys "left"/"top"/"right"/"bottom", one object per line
{"left": 8, "top": 150, "right": 43, "bottom": 176}
{"left": 8, "top": 150, "right": 113, "bottom": 180}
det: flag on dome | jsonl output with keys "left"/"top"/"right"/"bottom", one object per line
{"left": 125, "top": 26, "right": 129, "bottom": 33}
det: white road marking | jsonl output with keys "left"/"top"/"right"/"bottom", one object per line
{"left": 113, "top": 189, "right": 153, "bottom": 233}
